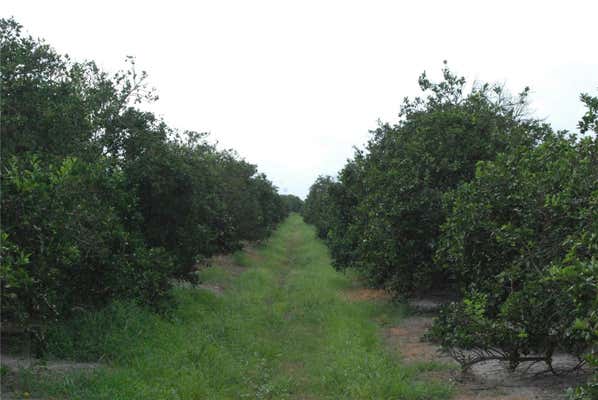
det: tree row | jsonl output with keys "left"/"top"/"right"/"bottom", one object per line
{"left": 1, "top": 19, "right": 293, "bottom": 326}
{"left": 303, "top": 63, "right": 597, "bottom": 398}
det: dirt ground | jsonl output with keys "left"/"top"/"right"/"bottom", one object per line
{"left": 386, "top": 315, "right": 591, "bottom": 399}
{"left": 1, "top": 355, "right": 100, "bottom": 373}
{"left": 192, "top": 247, "right": 257, "bottom": 295}
{"left": 1, "top": 355, "right": 100, "bottom": 399}
{"left": 346, "top": 288, "right": 591, "bottom": 400}
{"left": 202, "top": 253, "right": 247, "bottom": 276}
{"left": 343, "top": 287, "right": 392, "bottom": 302}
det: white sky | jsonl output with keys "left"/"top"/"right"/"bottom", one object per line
{"left": 3, "top": 0, "right": 598, "bottom": 198}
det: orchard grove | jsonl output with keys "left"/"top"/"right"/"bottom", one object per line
{"left": 303, "top": 63, "right": 597, "bottom": 399}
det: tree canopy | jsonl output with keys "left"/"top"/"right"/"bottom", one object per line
{"left": 1, "top": 18, "right": 288, "bottom": 324}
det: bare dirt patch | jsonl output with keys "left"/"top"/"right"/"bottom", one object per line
{"left": 344, "top": 288, "right": 391, "bottom": 302}
{"left": 242, "top": 244, "right": 264, "bottom": 265}
{"left": 407, "top": 297, "right": 446, "bottom": 313}
{"left": 1, "top": 355, "right": 101, "bottom": 372}
{"left": 196, "top": 283, "right": 225, "bottom": 296}
{"left": 197, "top": 242, "right": 264, "bottom": 277}
{"left": 2, "top": 355, "right": 101, "bottom": 399}
{"left": 204, "top": 254, "right": 247, "bottom": 276}
{"left": 384, "top": 316, "right": 451, "bottom": 363}
{"left": 452, "top": 357, "right": 590, "bottom": 400}
{"left": 281, "top": 360, "right": 305, "bottom": 376}
{"left": 385, "top": 314, "right": 590, "bottom": 400}
{"left": 340, "top": 285, "right": 590, "bottom": 399}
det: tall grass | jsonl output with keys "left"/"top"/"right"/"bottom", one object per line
{"left": 22, "top": 214, "right": 452, "bottom": 399}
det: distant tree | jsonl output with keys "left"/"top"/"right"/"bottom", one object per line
{"left": 317, "top": 63, "right": 549, "bottom": 294}
{"left": 578, "top": 92, "right": 598, "bottom": 134}
{"left": 281, "top": 194, "right": 304, "bottom": 213}
{"left": 302, "top": 176, "right": 337, "bottom": 239}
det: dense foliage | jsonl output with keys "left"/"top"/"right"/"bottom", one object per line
{"left": 432, "top": 111, "right": 597, "bottom": 395}
{"left": 304, "top": 65, "right": 597, "bottom": 389}
{"left": 280, "top": 194, "right": 304, "bottom": 214}
{"left": 302, "top": 176, "right": 337, "bottom": 238}
{"left": 431, "top": 132, "right": 597, "bottom": 360}
{"left": 0, "top": 19, "right": 287, "bottom": 325}
{"left": 305, "top": 63, "right": 548, "bottom": 293}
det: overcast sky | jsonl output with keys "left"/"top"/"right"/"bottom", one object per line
{"left": 4, "top": 0, "right": 598, "bottom": 197}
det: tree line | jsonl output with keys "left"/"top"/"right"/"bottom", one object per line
{"left": 0, "top": 19, "right": 298, "bottom": 326}
{"left": 303, "top": 63, "right": 597, "bottom": 398}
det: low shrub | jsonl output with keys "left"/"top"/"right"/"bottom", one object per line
{"left": 430, "top": 132, "right": 597, "bottom": 375}
{"left": 1, "top": 155, "right": 175, "bottom": 323}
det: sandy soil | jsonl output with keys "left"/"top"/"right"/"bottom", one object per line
{"left": 196, "top": 283, "right": 226, "bottom": 295}
{"left": 386, "top": 313, "right": 590, "bottom": 399}
{"left": 1, "top": 355, "right": 100, "bottom": 373}
{"left": 1, "top": 355, "right": 100, "bottom": 399}
{"left": 202, "top": 253, "right": 247, "bottom": 276}
{"left": 344, "top": 287, "right": 590, "bottom": 400}
{"left": 343, "top": 287, "right": 392, "bottom": 302}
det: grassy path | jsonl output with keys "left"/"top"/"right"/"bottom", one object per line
{"left": 32, "top": 214, "right": 451, "bottom": 399}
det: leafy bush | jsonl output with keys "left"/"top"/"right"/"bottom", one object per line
{"left": 1, "top": 155, "right": 175, "bottom": 322}
{"left": 0, "top": 18, "right": 287, "bottom": 330}
{"left": 281, "top": 194, "right": 304, "bottom": 213}
{"left": 430, "top": 260, "right": 597, "bottom": 372}
{"left": 305, "top": 63, "right": 548, "bottom": 294}
{"left": 430, "top": 131, "right": 597, "bottom": 373}
{"left": 436, "top": 134, "right": 596, "bottom": 294}
{"left": 302, "top": 176, "right": 337, "bottom": 239}
{"left": 304, "top": 65, "right": 597, "bottom": 393}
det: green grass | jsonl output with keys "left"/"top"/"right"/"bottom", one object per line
{"left": 20, "top": 214, "right": 452, "bottom": 399}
